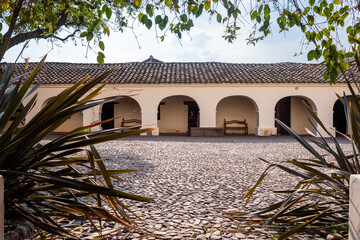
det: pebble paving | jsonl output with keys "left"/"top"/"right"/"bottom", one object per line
{"left": 48, "top": 136, "right": 352, "bottom": 239}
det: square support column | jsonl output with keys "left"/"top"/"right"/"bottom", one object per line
{"left": 83, "top": 106, "right": 101, "bottom": 131}
{"left": 256, "top": 107, "right": 277, "bottom": 136}
{"left": 350, "top": 174, "right": 360, "bottom": 240}
{"left": 316, "top": 107, "right": 335, "bottom": 137}
{"left": 256, "top": 126, "right": 277, "bottom": 136}
{"left": 141, "top": 108, "right": 159, "bottom": 136}
{"left": 199, "top": 109, "right": 216, "bottom": 128}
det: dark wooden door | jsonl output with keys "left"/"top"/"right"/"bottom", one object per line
{"left": 275, "top": 97, "right": 291, "bottom": 134}
{"left": 101, "top": 102, "right": 115, "bottom": 129}
{"left": 333, "top": 99, "right": 346, "bottom": 135}
{"left": 184, "top": 101, "right": 200, "bottom": 131}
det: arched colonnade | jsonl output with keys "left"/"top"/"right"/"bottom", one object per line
{"left": 35, "top": 91, "right": 349, "bottom": 137}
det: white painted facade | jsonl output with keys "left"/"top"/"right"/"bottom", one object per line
{"left": 26, "top": 82, "right": 351, "bottom": 136}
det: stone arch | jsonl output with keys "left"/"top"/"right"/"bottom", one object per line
{"left": 41, "top": 97, "right": 53, "bottom": 109}
{"left": 216, "top": 96, "right": 259, "bottom": 135}
{"left": 274, "top": 96, "right": 317, "bottom": 135}
{"left": 42, "top": 97, "right": 83, "bottom": 133}
{"left": 332, "top": 96, "right": 359, "bottom": 136}
{"left": 333, "top": 99, "right": 346, "bottom": 136}
{"left": 101, "top": 96, "right": 142, "bottom": 130}
{"left": 5, "top": 103, "right": 25, "bottom": 131}
{"left": 157, "top": 95, "right": 200, "bottom": 135}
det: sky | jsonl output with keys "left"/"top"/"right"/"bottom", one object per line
{"left": 2, "top": 14, "right": 314, "bottom": 64}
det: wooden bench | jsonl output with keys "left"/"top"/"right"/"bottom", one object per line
{"left": 224, "top": 119, "right": 248, "bottom": 135}
{"left": 120, "top": 118, "right": 141, "bottom": 132}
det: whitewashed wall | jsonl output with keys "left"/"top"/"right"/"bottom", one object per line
{"left": 216, "top": 96, "right": 257, "bottom": 134}
{"left": 290, "top": 96, "right": 316, "bottom": 135}
{"left": 113, "top": 97, "right": 141, "bottom": 128}
{"left": 25, "top": 83, "right": 351, "bottom": 136}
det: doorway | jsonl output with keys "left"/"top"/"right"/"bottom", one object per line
{"left": 101, "top": 102, "right": 115, "bottom": 130}
{"left": 275, "top": 97, "right": 291, "bottom": 134}
{"left": 185, "top": 101, "right": 199, "bottom": 130}
{"left": 333, "top": 99, "right": 347, "bottom": 136}
{"left": 157, "top": 95, "right": 199, "bottom": 135}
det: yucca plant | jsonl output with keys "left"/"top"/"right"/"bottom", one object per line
{"left": 233, "top": 65, "right": 360, "bottom": 239}
{"left": 1, "top": 57, "right": 153, "bottom": 238}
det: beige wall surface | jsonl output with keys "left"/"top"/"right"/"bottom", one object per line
{"left": 158, "top": 96, "right": 195, "bottom": 134}
{"left": 216, "top": 96, "right": 257, "bottom": 134}
{"left": 113, "top": 97, "right": 142, "bottom": 128}
{"left": 345, "top": 96, "right": 359, "bottom": 135}
{"left": 41, "top": 96, "right": 83, "bottom": 133}
{"left": 290, "top": 97, "right": 315, "bottom": 135}
{"left": 56, "top": 112, "right": 83, "bottom": 132}
{"left": 41, "top": 96, "right": 84, "bottom": 133}
{"left": 26, "top": 83, "right": 351, "bottom": 136}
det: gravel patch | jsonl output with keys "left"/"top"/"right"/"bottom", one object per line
{"left": 48, "top": 135, "right": 353, "bottom": 239}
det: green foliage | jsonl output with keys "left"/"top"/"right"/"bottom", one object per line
{"left": 0, "top": 0, "right": 242, "bottom": 64}
{"left": 247, "top": 0, "right": 357, "bottom": 83}
{"left": 236, "top": 0, "right": 360, "bottom": 235}
{"left": 1, "top": 57, "right": 153, "bottom": 237}
{"left": 233, "top": 72, "right": 360, "bottom": 238}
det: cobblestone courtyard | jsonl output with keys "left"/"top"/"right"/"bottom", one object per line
{"left": 73, "top": 136, "right": 351, "bottom": 239}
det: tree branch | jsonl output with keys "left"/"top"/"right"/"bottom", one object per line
{"left": 53, "top": 29, "right": 81, "bottom": 41}
{"left": 5, "top": 9, "right": 69, "bottom": 51}
{"left": 0, "top": 0, "right": 25, "bottom": 61}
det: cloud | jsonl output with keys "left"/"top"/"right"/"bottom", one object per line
{"left": 3, "top": 14, "right": 312, "bottom": 64}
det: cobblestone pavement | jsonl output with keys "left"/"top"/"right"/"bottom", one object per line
{"left": 49, "top": 136, "right": 352, "bottom": 239}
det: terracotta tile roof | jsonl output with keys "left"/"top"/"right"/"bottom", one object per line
{"left": 142, "top": 55, "right": 163, "bottom": 63}
{"left": 0, "top": 61, "right": 350, "bottom": 84}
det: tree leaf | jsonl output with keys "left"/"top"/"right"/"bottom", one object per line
{"left": 99, "top": 41, "right": 105, "bottom": 51}
{"left": 48, "top": 24, "right": 53, "bottom": 33}
{"left": 204, "top": 1, "right": 210, "bottom": 11}
{"left": 264, "top": 4, "right": 270, "bottom": 18}
{"left": 159, "top": 20, "right": 166, "bottom": 30}
{"left": 106, "top": 8, "right": 112, "bottom": 19}
{"left": 307, "top": 50, "right": 317, "bottom": 60}
{"left": 196, "top": 4, "right": 204, "bottom": 17}
{"left": 134, "top": 0, "right": 142, "bottom": 7}
{"left": 146, "top": 4, "right": 154, "bottom": 16}
{"left": 86, "top": 32, "right": 93, "bottom": 41}
{"left": 145, "top": 19, "right": 152, "bottom": 29}
{"left": 155, "top": 15, "right": 162, "bottom": 24}
{"left": 165, "top": 0, "right": 172, "bottom": 8}
{"left": 138, "top": 13, "right": 144, "bottom": 22}
{"left": 97, "top": 55, "right": 104, "bottom": 65}
{"left": 217, "top": 13, "right": 222, "bottom": 23}
{"left": 251, "top": 10, "right": 257, "bottom": 20}
{"left": 80, "top": 31, "right": 87, "bottom": 37}
{"left": 307, "top": 15, "right": 314, "bottom": 25}
{"left": 180, "top": 14, "right": 187, "bottom": 22}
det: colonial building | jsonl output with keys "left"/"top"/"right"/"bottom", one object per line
{"left": 4, "top": 56, "right": 351, "bottom": 137}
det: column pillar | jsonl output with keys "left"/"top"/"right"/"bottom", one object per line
{"left": 141, "top": 107, "right": 159, "bottom": 135}
{"left": 137, "top": 98, "right": 159, "bottom": 136}
{"left": 197, "top": 100, "right": 217, "bottom": 128}
{"left": 256, "top": 102, "right": 277, "bottom": 136}
{"left": 315, "top": 100, "right": 335, "bottom": 137}
{"left": 24, "top": 96, "right": 45, "bottom": 124}
{"left": 350, "top": 174, "right": 360, "bottom": 240}
{"left": 83, "top": 105, "right": 101, "bottom": 131}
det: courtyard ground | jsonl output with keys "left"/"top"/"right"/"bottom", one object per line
{"left": 57, "top": 136, "right": 352, "bottom": 239}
